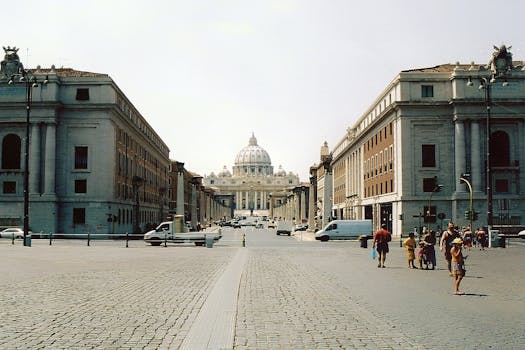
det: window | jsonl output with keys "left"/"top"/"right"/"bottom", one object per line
{"left": 75, "top": 146, "right": 88, "bottom": 169}
{"left": 76, "top": 88, "right": 90, "bottom": 100}
{"left": 423, "top": 205, "right": 436, "bottom": 223}
{"left": 73, "top": 208, "right": 86, "bottom": 225}
{"left": 491, "top": 131, "right": 510, "bottom": 167}
{"left": 421, "top": 85, "right": 434, "bottom": 97}
{"left": 2, "top": 134, "right": 21, "bottom": 169}
{"left": 75, "top": 179, "right": 87, "bottom": 193}
{"left": 495, "top": 179, "right": 509, "bottom": 193}
{"left": 3, "top": 181, "right": 16, "bottom": 194}
{"left": 423, "top": 177, "right": 438, "bottom": 192}
{"left": 422, "top": 145, "right": 436, "bottom": 167}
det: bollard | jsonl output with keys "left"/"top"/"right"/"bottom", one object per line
{"left": 164, "top": 231, "right": 167, "bottom": 247}
{"left": 87, "top": 232, "right": 91, "bottom": 246}
{"left": 12, "top": 233, "right": 15, "bottom": 245}
{"left": 242, "top": 233, "right": 246, "bottom": 247}
{"left": 126, "top": 232, "right": 129, "bottom": 248}
{"left": 49, "top": 232, "right": 53, "bottom": 246}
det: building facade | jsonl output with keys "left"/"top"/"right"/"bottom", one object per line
{"left": 203, "top": 133, "right": 300, "bottom": 217}
{"left": 0, "top": 51, "right": 170, "bottom": 234}
{"left": 326, "top": 47, "right": 525, "bottom": 235}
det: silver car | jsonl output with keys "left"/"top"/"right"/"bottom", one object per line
{"left": 0, "top": 228, "right": 31, "bottom": 239}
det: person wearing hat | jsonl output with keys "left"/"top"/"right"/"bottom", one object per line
{"left": 450, "top": 237, "right": 466, "bottom": 295}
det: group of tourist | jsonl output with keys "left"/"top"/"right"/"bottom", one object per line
{"left": 373, "top": 222, "right": 489, "bottom": 295}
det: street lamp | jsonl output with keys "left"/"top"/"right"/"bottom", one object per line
{"left": 466, "top": 45, "right": 513, "bottom": 232}
{"left": 2, "top": 46, "right": 48, "bottom": 246}
{"left": 460, "top": 173, "right": 473, "bottom": 230}
{"left": 426, "top": 184, "right": 443, "bottom": 234}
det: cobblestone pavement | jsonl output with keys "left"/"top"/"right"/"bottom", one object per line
{"left": 234, "top": 232, "right": 525, "bottom": 349}
{"left": 0, "top": 241, "right": 237, "bottom": 349}
{"left": 1, "top": 232, "right": 524, "bottom": 349}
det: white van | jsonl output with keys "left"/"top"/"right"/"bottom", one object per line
{"left": 315, "top": 220, "right": 372, "bottom": 241}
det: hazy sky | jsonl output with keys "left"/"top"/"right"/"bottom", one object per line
{"left": 5, "top": 0, "right": 524, "bottom": 180}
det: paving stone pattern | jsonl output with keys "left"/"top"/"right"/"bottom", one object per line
{"left": 0, "top": 244, "right": 237, "bottom": 350}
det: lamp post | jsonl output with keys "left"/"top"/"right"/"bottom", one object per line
{"left": 426, "top": 185, "right": 443, "bottom": 234}
{"left": 460, "top": 174, "right": 473, "bottom": 230}
{"left": 2, "top": 46, "right": 48, "bottom": 246}
{"left": 467, "top": 45, "right": 513, "bottom": 232}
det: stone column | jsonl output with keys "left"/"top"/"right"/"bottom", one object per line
{"left": 471, "top": 121, "right": 481, "bottom": 192}
{"left": 454, "top": 119, "right": 466, "bottom": 193}
{"left": 176, "top": 162, "right": 185, "bottom": 215}
{"left": 308, "top": 177, "right": 316, "bottom": 230}
{"left": 300, "top": 189, "right": 306, "bottom": 222}
{"left": 322, "top": 156, "right": 333, "bottom": 227}
{"left": 44, "top": 123, "right": 56, "bottom": 194}
{"left": 191, "top": 182, "right": 197, "bottom": 229}
{"left": 29, "top": 123, "right": 40, "bottom": 194}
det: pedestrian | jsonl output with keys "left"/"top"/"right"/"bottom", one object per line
{"left": 440, "top": 222, "right": 459, "bottom": 275}
{"left": 422, "top": 230, "right": 437, "bottom": 269}
{"left": 403, "top": 232, "right": 417, "bottom": 269}
{"left": 463, "top": 226, "right": 473, "bottom": 251}
{"left": 476, "top": 227, "right": 487, "bottom": 250}
{"left": 373, "top": 223, "right": 391, "bottom": 268}
{"left": 450, "top": 237, "right": 466, "bottom": 295}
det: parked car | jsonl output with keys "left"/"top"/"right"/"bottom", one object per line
{"left": 294, "top": 224, "right": 308, "bottom": 231}
{"left": 232, "top": 221, "right": 241, "bottom": 229}
{"left": 0, "top": 228, "right": 29, "bottom": 239}
{"left": 276, "top": 221, "right": 293, "bottom": 236}
{"left": 268, "top": 221, "right": 276, "bottom": 229}
{"left": 518, "top": 230, "right": 525, "bottom": 239}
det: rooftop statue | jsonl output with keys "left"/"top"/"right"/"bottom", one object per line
{"left": 488, "top": 44, "right": 513, "bottom": 77}
{"left": 1, "top": 46, "right": 24, "bottom": 78}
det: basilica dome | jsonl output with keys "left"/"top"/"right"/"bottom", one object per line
{"left": 233, "top": 133, "right": 273, "bottom": 176}
{"left": 234, "top": 133, "right": 271, "bottom": 166}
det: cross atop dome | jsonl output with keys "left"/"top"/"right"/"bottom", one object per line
{"left": 249, "top": 132, "right": 257, "bottom": 146}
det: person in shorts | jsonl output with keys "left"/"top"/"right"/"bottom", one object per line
{"left": 450, "top": 237, "right": 466, "bottom": 295}
{"left": 373, "top": 224, "right": 391, "bottom": 268}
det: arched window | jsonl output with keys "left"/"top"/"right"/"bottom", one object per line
{"left": 491, "top": 131, "right": 510, "bottom": 167}
{"left": 2, "top": 134, "right": 21, "bottom": 169}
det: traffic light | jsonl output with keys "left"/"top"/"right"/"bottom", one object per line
{"left": 464, "top": 210, "right": 471, "bottom": 220}
{"left": 473, "top": 211, "right": 478, "bottom": 221}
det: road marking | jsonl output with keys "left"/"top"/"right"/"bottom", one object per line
{"left": 179, "top": 248, "right": 247, "bottom": 350}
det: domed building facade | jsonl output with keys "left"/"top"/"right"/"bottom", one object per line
{"left": 203, "top": 133, "right": 299, "bottom": 216}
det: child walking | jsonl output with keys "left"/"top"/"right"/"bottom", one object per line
{"left": 451, "top": 237, "right": 466, "bottom": 295}
{"left": 403, "top": 232, "right": 417, "bottom": 269}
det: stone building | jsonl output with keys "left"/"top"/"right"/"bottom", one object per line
{"left": 0, "top": 51, "right": 170, "bottom": 234}
{"left": 326, "top": 47, "right": 525, "bottom": 235}
{"left": 167, "top": 160, "right": 232, "bottom": 228}
{"left": 203, "top": 133, "right": 300, "bottom": 217}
